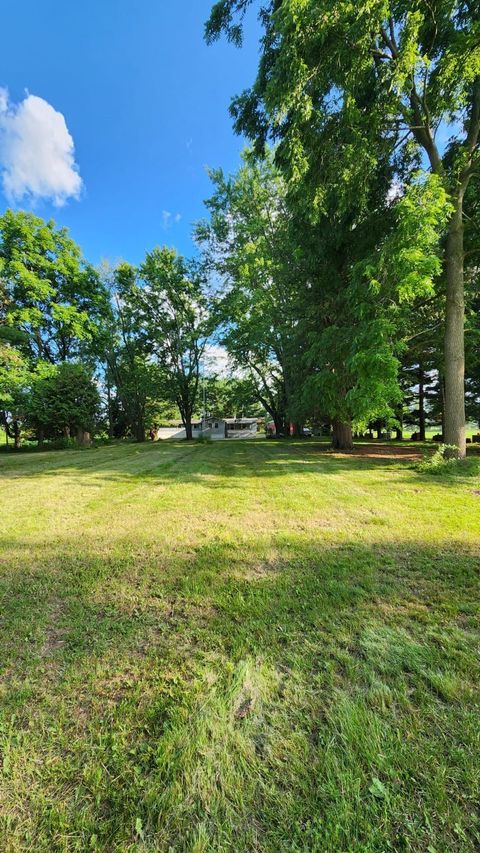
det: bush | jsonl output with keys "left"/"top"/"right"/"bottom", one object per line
{"left": 195, "top": 434, "right": 213, "bottom": 444}
{"left": 417, "top": 443, "right": 461, "bottom": 474}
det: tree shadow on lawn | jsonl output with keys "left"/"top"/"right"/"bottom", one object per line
{"left": 1, "top": 439, "right": 479, "bottom": 491}
{"left": 0, "top": 533, "right": 479, "bottom": 850}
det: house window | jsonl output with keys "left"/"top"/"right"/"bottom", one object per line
{"left": 214, "top": 422, "right": 218, "bottom": 428}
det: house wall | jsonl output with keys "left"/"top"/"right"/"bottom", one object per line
{"left": 226, "top": 422, "right": 257, "bottom": 438}
{"left": 192, "top": 420, "right": 227, "bottom": 439}
{"left": 191, "top": 419, "right": 258, "bottom": 439}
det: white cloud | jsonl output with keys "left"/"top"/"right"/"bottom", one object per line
{"left": 203, "top": 344, "right": 232, "bottom": 378}
{"left": 0, "top": 87, "right": 82, "bottom": 206}
{"left": 386, "top": 178, "right": 404, "bottom": 204}
{"left": 162, "top": 209, "right": 182, "bottom": 229}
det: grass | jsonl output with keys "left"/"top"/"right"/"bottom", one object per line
{"left": 0, "top": 439, "right": 479, "bottom": 852}
{"left": 422, "top": 423, "right": 479, "bottom": 440}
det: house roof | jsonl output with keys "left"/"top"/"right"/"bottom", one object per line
{"left": 224, "top": 418, "right": 257, "bottom": 425}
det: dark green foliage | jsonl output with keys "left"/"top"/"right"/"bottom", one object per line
{"left": 27, "top": 362, "right": 101, "bottom": 440}
{"left": 206, "top": 0, "right": 480, "bottom": 454}
{"left": 203, "top": 376, "right": 264, "bottom": 419}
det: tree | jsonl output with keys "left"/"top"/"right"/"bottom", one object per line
{"left": 100, "top": 262, "right": 162, "bottom": 443}
{"left": 203, "top": 376, "right": 266, "bottom": 420}
{"left": 27, "top": 362, "right": 101, "bottom": 446}
{"left": 0, "top": 209, "right": 109, "bottom": 367}
{"left": 397, "top": 295, "right": 445, "bottom": 440}
{"left": 464, "top": 169, "right": 480, "bottom": 429}
{"left": 197, "top": 154, "right": 307, "bottom": 436}
{"left": 0, "top": 343, "right": 28, "bottom": 449}
{"left": 133, "top": 248, "right": 209, "bottom": 440}
{"left": 206, "top": 0, "right": 480, "bottom": 456}
{"left": 199, "top": 150, "right": 447, "bottom": 448}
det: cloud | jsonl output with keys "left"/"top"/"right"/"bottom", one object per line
{"left": 386, "top": 178, "right": 404, "bottom": 204}
{"left": 203, "top": 344, "right": 231, "bottom": 378}
{"left": 161, "top": 209, "right": 182, "bottom": 229}
{"left": 0, "top": 87, "right": 82, "bottom": 206}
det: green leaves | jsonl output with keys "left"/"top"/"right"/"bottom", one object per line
{"left": 0, "top": 209, "right": 109, "bottom": 365}
{"left": 361, "top": 173, "right": 453, "bottom": 304}
{"left": 116, "top": 246, "right": 210, "bottom": 433}
{"left": 0, "top": 343, "right": 28, "bottom": 410}
{"left": 26, "top": 362, "right": 101, "bottom": 436}
{"left": 369, "top": 777, "right": 388, "bottom": 800}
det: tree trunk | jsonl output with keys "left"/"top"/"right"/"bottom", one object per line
{"left": 395, "top": 408, "right": 403, "bottom": 441}
{"left": 418, "top": 362, "right": 426, "bottom": 442}
{"left": 332, "top": 419, "right": 353, "bottom": 451}
{"left": 76, "top": 428, "right": 91, "bottom": 447}
{"left": 37, "top": 426, "right": 45, "bottom": 448}
{"left": 135, "top": 419, "right": 145, "bottom": 442}
{"left": 444, "top": 198, "right": 466, "bottom": 457}
{"left": 185, "top": 418, "right": 193, "bottom": 440}
{"left": 273, "top": 414, "right": 283, "bottom": 436}
{"left": 13, "top": 419, "right": 20, "bottom": 450}
{"left": 107, "top": 381, "right": 114, "bottom": 440}
{"left": 440, "top": 370, "right": 446, "bottom": 440}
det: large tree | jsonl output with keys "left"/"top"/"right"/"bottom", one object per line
{"left": 199, "top": 150, "right": 446, "bottom": 447}
{"left": 206, "top": 0, "right": 480, "bottom": 456}
{"left": 197, "top": 154, "right": 306, "bottom": 435}
{"left": 26, "top": 362, "right": 101, "bottom": 446}
{"left": 99, "top": 262, "right": 163, "bottom": 442}
{"left": 0, "top": 210, "right": 109, "bottom": 366}
{"left": 133, "top": 248, "right": 209, "bottom": 440}
{"left": 0, "top": 343, "right": 28, "bottom": 449}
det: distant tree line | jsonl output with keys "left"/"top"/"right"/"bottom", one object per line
{"left": 0, "top": 211, "right": 262, "bottom": 448}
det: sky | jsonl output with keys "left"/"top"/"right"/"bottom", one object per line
{"left": 0, "top": 1, "right": 261, "bottom": 266}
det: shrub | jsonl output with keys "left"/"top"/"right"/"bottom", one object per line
{"left": 417, "top": 443, "right": 461, "bottom": 474}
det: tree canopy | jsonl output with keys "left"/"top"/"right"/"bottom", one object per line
{"left": 206, "top": 0, "right": 480, "bottom": 455}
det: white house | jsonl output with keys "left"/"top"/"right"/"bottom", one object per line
{"left": 224, "top": 418, "right": 258, "bottom": 438}
{"left": 191, "top": 417, "right": 258, "bottom": 440}
{"left": 192, "top": 418, "right": 227, "bottom": 439}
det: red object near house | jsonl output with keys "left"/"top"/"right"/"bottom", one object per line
{"left": 266, "top": 421, "right": 295, "bottom": 436}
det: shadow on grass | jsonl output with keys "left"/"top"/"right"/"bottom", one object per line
{"left": 1, "top": 440, "right": 479, "bottom": 494}
{"left": 1, "top": 532, "right": 477, "bottom": 667}
{"left": 0, "top": 531, "right": 479, "bottom": 850}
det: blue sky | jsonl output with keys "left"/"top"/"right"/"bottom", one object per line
{"left": 0, "top": 1, "right": 260, "bottom": 265}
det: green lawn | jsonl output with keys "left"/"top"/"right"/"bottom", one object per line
{"left": 0, "top": 440, "right": 479, "bottom": 852}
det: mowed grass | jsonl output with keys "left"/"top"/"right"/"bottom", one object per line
{"left": 0, "top": 440, "right": 479, "bottom": 853}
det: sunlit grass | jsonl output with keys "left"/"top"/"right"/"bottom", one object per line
{"left": 0, "top": 439, "right": 479, "bottom": 851}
